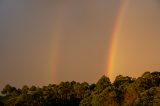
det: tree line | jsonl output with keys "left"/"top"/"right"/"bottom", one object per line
{"left": 0, "top": 71, "right": 160, "bottom": 106}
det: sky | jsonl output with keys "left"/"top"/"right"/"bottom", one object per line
{"left": 0, "top": 0, "right": 160, "bottom": 88}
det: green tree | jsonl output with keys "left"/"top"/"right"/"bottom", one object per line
{"left": 91, "top": 87, "right": 118, "bottom": 106}
{"left": 96, "top": 75, "right": 111, "bottom": 92}
{"left": 29, "top": 86, "right": 37, "bottom": 91}
{"left": 21, "top": 85, "right": 29, "bottom": 94}
{"left": 1, "top": 84, "right": 17, "bottom": 96}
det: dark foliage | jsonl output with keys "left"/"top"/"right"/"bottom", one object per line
{"left": 0, "top": 71, "right": 160, "bottom": 106}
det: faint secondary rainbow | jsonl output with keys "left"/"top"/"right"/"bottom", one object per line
{"left": 49, "top": 4, "right": 69, "bottom": 83}
{"left": 106, "top": 0, "right": 129, "bottom": 81}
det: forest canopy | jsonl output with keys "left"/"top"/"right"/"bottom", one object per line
{"left": 0, "top": 71, "right": 160, "bottom": 106}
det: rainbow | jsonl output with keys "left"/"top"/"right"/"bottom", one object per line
{"left": 49, "top": 4, "right": 69, "bottom": 83}
{"left": 106, "top": 0, "right": 129, "bottom": 81}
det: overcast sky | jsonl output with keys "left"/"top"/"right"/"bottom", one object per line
{"left": 0, "top": 0, "right": 160, "bottom": 89}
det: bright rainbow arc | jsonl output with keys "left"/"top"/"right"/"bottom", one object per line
{"left": 106, "top": 0, "right": 129, "bottom": 81}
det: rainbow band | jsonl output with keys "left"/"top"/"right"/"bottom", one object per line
{"left": 50, "top": 4, "right": 69, "bottom": 83}
{"left": 106, "top": 0, "right": 129, "bottom": 81}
